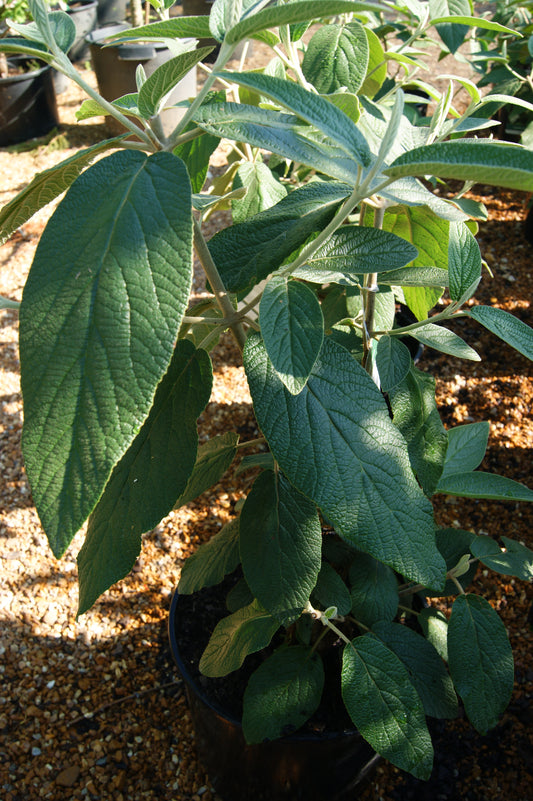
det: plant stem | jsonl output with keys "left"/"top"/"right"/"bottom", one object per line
{"left": 362, "top": 204, "right": 384, "bottom": 370}
{"left": 193, "top": 218, "right": 247, "bottom": 351}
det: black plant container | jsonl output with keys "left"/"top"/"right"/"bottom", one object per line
{"left": 0, "top": 58, "right": 59, "bottom": 147}
{"left": 67, "top": 0, "right": 99, "bottom": 61}
{"left": 168, "top": 588, "right": 380, "bottom": 801}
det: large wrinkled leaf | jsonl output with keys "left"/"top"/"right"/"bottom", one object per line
{"left": 385, "top": 141, "right": 533, "bottom": 192}
{"left": 349, "top": 552, "right": 399, "bottom": 626}
{"left": 389, "top": 367, "right": 447, "bottom": 496}
{"left": 243, "top": 646, "right": 325, "bottom": 742}
{"left": 217, "top": 71, "right": 371, "bottom": 168}
{"left": 178, "top": 518, "right": 241, "bottom": 595}
{"left": 208, "top": 181, "right": 350, "bottom": 293}
{"left": 302, "top": 21, "right": 369, "bottom": 94}
{"left": 342, "top": 634, "right": 433, "bottom": 779}
{"left": 77, "top": 342, "right": 212, "bottom": 614}
{"left": 448, "top": 594, "right": 514, "bottom": 734}
{"left": 468, "top": 305, "right": 533, "bottom": 361}
{"left": 244, "top": 333, "right": 445, "bottom": 588}
{"left": 240, "top": 470, "right": 322, "bottom": 625}
{"left": 137, "top": 47, "right": 214, "bottom": 119}
{"left": 371, "top": 621, "right": 458, "bottom": 719}
{"left": 20, "top": 151, "right": 193, "bottom": 557}
{"left": 259, "top": 276, "right": 323, "bottom": 394}
{"left": 199, "top": 600, "right": 280, "bottom": 677}
{"left": 0, "top": 139, "right": 124, "bottom": 245}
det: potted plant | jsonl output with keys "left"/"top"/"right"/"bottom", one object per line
{"left": 0, "top": 0, "right": 59, "bottom": 145}
{"left": 1, "top": 0, "right": 533, "bottom": 797}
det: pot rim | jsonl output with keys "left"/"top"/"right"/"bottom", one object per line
{"left": 0, "top": 57, "right": 50, "bottom": 83}
{"left": 168, "top": 586, "right": 363, "bottom": 744}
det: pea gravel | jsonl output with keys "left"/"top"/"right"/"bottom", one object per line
{"left": 1, "top": 63, "right": 532, "bottom": 801}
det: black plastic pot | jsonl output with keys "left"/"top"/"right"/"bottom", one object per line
{"left": 168, "top": 588, "right": 380, "bottom": 801}
{"left": 97, "top": 0, "right": 129, "bottom": 25}
{"left": 67, "top": 0, "right": 99, "bottom": 61}
{"left": 0, "top": 58, "right": 59, "bottom": 147}
{"left": 86, "top": 24, "right": 197, "bottom": 135}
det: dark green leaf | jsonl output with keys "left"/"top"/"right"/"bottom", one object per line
{"left": 448, "top": 594, "right": 514, "bottom": 734}
{"left": 242, "top": 646, "right": 325, "bottom": 742}
{"left": 244, "top": 334, "right": 445, "bottom": 588}
{"left": 77, "top": 342, "right": 212, "bottom": 613}
{"left": 410, "top": 324, "right": 480, "bottom": 361}
{"left": 426, "top": 528, "right": 477, "bottom": 596}
{"left": 471, "top": 535, "right": 533, "bottom": 581}
{"left": 441, "top": 422, "right": 489, "bottom": 478}
{"left": 302, "top": 21, "right": 369, "bottom": 94}
{"left": 437, "top": 471, "right": 533, "bottom": 502}
{"left": 312, "top": 562, "right": 352, "bottom": 615}
{"left": 375, "top": 336, "right": 412, "bottom": 391}
{"left": 468, "top": 305, "right": 533, "bottom": 361}
{"left": 174, "top": 432, "right": 239, "bottom": 509}
{"left": 178, "top": 519, "right": 241, "bottom": 595}
{"left": 232, "top": 160, "right": 287, "bottom": 223}
{"left": 138, "top": 47, "right": 214, "bottom": 118}
{"left": 20, "top": 151, "right": 193, "bottom": 556}
{"left": 240, "top": 470, "right": 322, "bottom": 626}
{"left": 342, "top": 634, "right": 433, "bottom": 779}
{"left": 349, "top": 552, "right": 399, "bottom": 626}
{"left": 429, "top": 0, "right": 471, "bottom": 53}
{"left": 447, "top": 221, "right": 481, "bottom": 302}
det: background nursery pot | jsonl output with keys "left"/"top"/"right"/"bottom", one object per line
{"left": 65, "top": 0, "right": 98, "bottom": 61}
{"left": 168, "top": 582, "right": 380, "bottom": 801}
{"left": 0, "top": 56, "right": 58, "bottom": 145}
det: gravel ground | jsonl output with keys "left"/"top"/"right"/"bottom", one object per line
{"left": 1, "top": 55, "right": 532, "bottom": 801}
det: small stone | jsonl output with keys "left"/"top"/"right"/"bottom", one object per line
{"left": 31, "top": 747, "right": 42, "bottom": 756}
{"left": 56, "top": 765, "right": 81, "bottom": 787}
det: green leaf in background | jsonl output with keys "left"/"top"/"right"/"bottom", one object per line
{"left": 349, "top": 552, "right": 399, "bottom": 626}
{"left": 208, "top": 181, "right": 350, "bottom": 293}
{"left": 193, "top": 102, "right": 361, "bottom": 184}
{"left": 219, "top": 71, "right": 371, "bottom": 168}
{"left": 174, "top": 90, "right": 225, "bottom": 194}
{"left": 312, "top": 562, "right": 352, "bottom": 616}
{"left": 371, "top": 621, "right": 458, "bottom": 719}
{"left": 20, "top": 151, "right": 193, "bottom": 557}
{"left": 447, "top": 221, "right": 481, "bottom": 301}
{"left": 174, "top": 432, "right": 239, "bottom": 509}
{"left": 77, "top": 342, "right": 212, "bottom": 614}
{"left": 441, "top": 422, "right": 489, "bottom": 478}
{"left": 242, "top": 646, "right": 325, "bottom": 742}
{"left": 199, "top": 599, "right": 280, "bottom": 677}
{"left": 437, "top": 471, "right": 533, "bottom": 502}
{"left": 429, "top": 0, "right": 471, "bottom": 54}
{"left": 468, "top": 305, "right": 533, "bottom": 361}
{"left": 448, "top": 594, "right": 514, "bottom": 734}
{"left": 389, "top": 367, "right": 448, "bottom": 496}
{"left": 419, "top": 607, "right": 450, "bottom": 661}
{"left": 240, "top": 470, "right": 322, "bottom": 626}
{"left": 293, "top": 226, "right": 418, "bottom": 286}
{"left": 0, "top": 37, "right": 50, "bottom": 59}
{"left": 377, "top": 267, "right": 449, "bottom": 287}
{"left": 244, "top": 333, "right": 445, "bottom": 588}
{"left": 410, "top": 324, "right": 480, "bottom": 360}
{"left": 0, "top": 139, "right": 124, "bottom": 245}
{"left": 225, "top": 1, "right": 388, "bottom": 45}
{"left": 12, "top": 10, "right": 76, "bottom": 53}
{"left": 342, "top": 634, "right": 433, "bottom": 779}
{"left": 359, "top": 26, "right": 388, "bottom": 98}
{"left": 375, "top": 336, "right": 412, "bottom": 391}
{"left": 226, "top": 577, "right": 254, "bottom": 613}
{"left": 301, "top": 21, "right": 369, "bottom": 95}
{"left": 385, "top": 141, "right": 533, "bottom": 193}
{"left": 427, "top": 528, "right": 476, "bottom": 596}
{"left": 138, "top": 47, "right": 214, "bottom": 118}
{"left": 471, "top": 535, "right": 533, "bottom": 581}
{"left": 259, "top": 276, "right": 323, "bottom": 394}
{"left": 107, "top": 16, "right": 213, "bottom": 43}
{"left": 232, "top": 161, "right": 287, "bottom": 223}
{"left": 178, "top": 518, "right": 241, "bottom": 595}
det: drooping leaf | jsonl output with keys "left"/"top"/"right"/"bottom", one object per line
{"left": 371, "top": 621, "right": 458, "bottom": 719}
{"left": 259, "top": 276, "right": 323, "bottom": 394}
{"left": 217, "top": 71, "right": 371, "bottom": 168}
{"left": 436, "top": 471, "right": 533, "bottom": 502}
{"left": 0, "top": 37, "right": 50, "bottom": 58}
{"left": 106, "top": 16, "right": 213, "bottom": 43}
{"left": 342, "top": 634, "right": 433, "bottom": 779}
{"left": 470, "top": 535, "right": 533, "bottom": 581}
{"left": 77, "top": 342, "right": 212, "bottom": 613}
{"left": 349, "top": 552, "right": 399, "bottom": 626}
{"left": 240, "top": 470, "right": 322, "bottom": 626}
{"left": 232, "top": 160, "right": 287, "bottom": 223}
{"left": 301, "top": 21, "right": 369, "bottom": 95}
{"left": 385, "top": 141, "right": 533, "bottom": 193}
{"left": 410, "top": 323, "right": 480, "bottom": 360}
{"left": 0, "top": 138, "right": 125, "bottom": 245}
{"left": 389, "top": 367, "right": 448, "bottom": 496}
{"left": 208, "top": 181, "right": 350, "bottom": 293}
{"left": 441, "top": 422, "right": 489, "bottom": 478}
{"left": 244, "top": 333, "right": 445, "bottom": 588}
{"left": 20, "top": 151, "right": 193, "bottom": 557}
{"left": 375, "top": 336, "right": 412, "bottom": 391}
{"left": 178, "top": 518, "right": 241, "bottom": 595}
{"left": 448, "top": 594, "right": 514, "bottom": 734}
{"left": 174, "top": 432, "right": 239, "bottom": 509}
{"left": 199, "top": 599, "right": 280, "bottom": 677}
{"left": 312, "top": 562, "right": 352, "bottom": 616}
{"left": 426, "top": 528, "right": 477, "bottom": 596}
{"left": 468, "top": 305, "right": 533, "bottom": 361}
{"left": 447, "top": 220, "right": 481, "bottom": 302}
{"left": 138, "top": 47, "right": 214, "bottom": 118}
{"left": 242, "top": 646, "right": 325, "bottom": 742}
{"left": 429, "top": 0, "right": 471, "bottom": 54}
